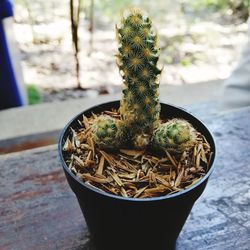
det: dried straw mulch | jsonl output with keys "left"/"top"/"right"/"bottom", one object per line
{"left": 62, "top": 110, "right": 213, "bottom": 198}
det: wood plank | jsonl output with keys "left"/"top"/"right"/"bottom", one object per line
{"left": 0, "top": 107, "right": 250, "bottom": 250}
{"left": 178, "top": 107, "right": 250, "bottom": 249}
{"left": 0, "top": 145, "right": 91, "bottom": 250}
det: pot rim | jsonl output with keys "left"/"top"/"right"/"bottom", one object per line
{"left": 58, "top": 100, "right": 217, "bottom": 202}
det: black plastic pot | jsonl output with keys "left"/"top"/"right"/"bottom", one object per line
{"left": 58, "top": 101, "right": 216, "bottom": 250}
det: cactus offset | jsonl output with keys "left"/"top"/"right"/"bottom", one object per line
{"left": 92, "top": 115, "right": 119, "bottom": 150}
{"left": 152, "top": 119, "right": 197, "bottom": 152}
{"left": 116, "top": 8, "right": 162, "bottom": 148}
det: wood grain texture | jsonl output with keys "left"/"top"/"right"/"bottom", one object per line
{"left": 0, "top": 107, "right": 250, "bottom": 250}
{"left": 0, "top": 145, "right": 91, "bottom": 250}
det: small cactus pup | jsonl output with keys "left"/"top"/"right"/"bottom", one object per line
{"left": 92, "top": 115, "right": 119, "bottom": 150}
{"left": 152, "top": 119, "right": 197, "bottom": 153}
{"left": 116, "top": 8, "right": 162, "bottom": 148}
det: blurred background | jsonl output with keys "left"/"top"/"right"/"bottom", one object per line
{"left": 9, "top": 0, "right": 250, "bottom": 104}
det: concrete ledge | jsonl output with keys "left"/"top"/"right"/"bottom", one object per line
{"left": 0, "top": 80, "right": 223, "bottom": 153}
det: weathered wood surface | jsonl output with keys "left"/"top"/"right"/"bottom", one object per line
{"left": 0, "top": 107, "right": 250, "bottom": 250}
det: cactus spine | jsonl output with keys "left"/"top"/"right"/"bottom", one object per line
{"left": 116, "top": 8, "right": 162, "bottom": 148}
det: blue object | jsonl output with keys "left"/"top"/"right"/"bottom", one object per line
{"left": 0, "top": 0, "right": 25, "bottom": 110}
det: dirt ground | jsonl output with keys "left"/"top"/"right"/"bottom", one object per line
{"left": 13, "top": 0, "right": 248, "bottom": 101}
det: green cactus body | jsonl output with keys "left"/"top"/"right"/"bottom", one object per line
{"left": 91, "top": 8, "right": 198, "bottom": 153}
{"left": 116, "top": 8, "right": 162, "bottom": 148}
{"left": 92, "top": 115, "right": 119, "bottom": 150}
{"left": 152, "top": 119, "right": 197, "bottom": 152}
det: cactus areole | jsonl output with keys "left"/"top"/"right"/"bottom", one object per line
{"left": 61, "top": 8, "right": 214, "bottom": 199}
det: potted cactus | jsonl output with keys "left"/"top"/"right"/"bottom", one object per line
{"left": 59, "top": 8, "right": 216, "bottom": 250}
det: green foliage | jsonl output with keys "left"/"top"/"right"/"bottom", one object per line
{"left": 92, "top": 115, "right": 119, "bottom": 150}
{"left": 117, "top": 8, "right": 162, "bottom": 148}
{"left": 95, "top": 0, "right": 134, "bottom": 19}
{"left": 152, "top": 119, "right": 197, "bottom": 152}
{"left": 189, "top": 0, "right": 230, "bottom": 10}
{"left": 27, "top": 85, "right": 42, "bottom": 105}
{"left": 186, "top": 0, "right": 249, "bottom": 20}
{"left": 181, "top": 57, "right": 191, "bottom": 67}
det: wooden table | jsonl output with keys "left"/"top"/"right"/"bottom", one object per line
{"left": 1, "top": 106, "right": 250, "bottom": 250}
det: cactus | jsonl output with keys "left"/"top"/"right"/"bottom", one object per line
{"left": 152, "top": 119, "right": 197, "bottom": 152}
{"left": 91, "top": 8, "right": 198, "bottom": 153}
{"left": 116, "top": 8, "right": 162, "bottom": 148}
{"left": 92, "top": 115, "right": 119, "bottom": 150}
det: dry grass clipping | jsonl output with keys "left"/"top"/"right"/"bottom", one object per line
{"left": 62, "top": 110, "right": 213, "bottom": 198}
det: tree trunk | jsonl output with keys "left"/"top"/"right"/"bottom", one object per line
{"left": 70, "top": 0, "right": 82, "bottom": 89}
